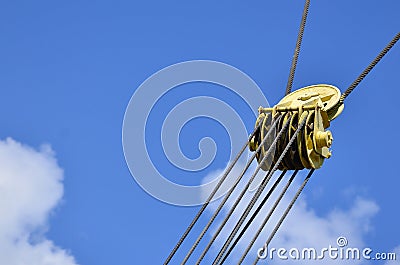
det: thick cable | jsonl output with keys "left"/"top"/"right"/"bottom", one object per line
{"left": 195, "top": 116, "right": 289, "bottom": 265}
{"left": 213, "top": 116, "right": 307, "bottom": 265}
{"left": 328, "top": 32, "right": 400, "bottom": 119}
{"left": 239, "top": 170, "right": 299, "bottom": 264}
{"left": 220, "top": 170, "right": 291, "bottom": 264}
{"left": 285, "top": 0, "right": 311, "bottom": 96}
{"left": 180, "top": 117, "right": 280, "bottom": 264}
{"left": 164, "top": 123, "right": 261, "bottom": 264}
{"left": 253, "top": 169, "right": 315, "bottom": 265}
{"left": 339, "top": 32, "right": 400, "bottom": 104}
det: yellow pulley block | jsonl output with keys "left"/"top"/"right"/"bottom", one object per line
{"left": 249, "top": 84, "right": 342, "bottom": 170}
{"left": 250, "top": 111, "right": 276, "bottom": 171}
{"left": 274, "top": 84, "right": 344, "bottom": 121}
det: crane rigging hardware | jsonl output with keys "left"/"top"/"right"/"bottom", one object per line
{"left": 162, "top": 0, "right": 400, "bottom": 261}
{"left": 249, "top": 84, "right": 342, "bottom": 170}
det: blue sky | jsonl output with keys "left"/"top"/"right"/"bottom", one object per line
{"left": 0, "top": 1, "right": 399, "bottom": 264}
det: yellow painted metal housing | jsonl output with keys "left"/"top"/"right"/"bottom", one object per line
{"left": 249, "top": 84, "right": 343, "bottom": 170}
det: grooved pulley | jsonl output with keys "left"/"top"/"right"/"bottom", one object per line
{"left": 249, "top": 84, "right": 342, "bottom": 170}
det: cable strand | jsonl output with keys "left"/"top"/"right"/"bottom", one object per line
{"left": 285, "top": 0, "right": 311, "bottom": 96}
{"left": 213, "top": 116, "right": 307, "bottom": 265}
{"left": 253, "top": 169, "right": 315, "bottom": 265}
{"left": 195, "top": 115, "right": 286, "bottom": 264}
{"left": 219, "top": 170, "right": 290, "bottom": 264}
{"left": 340, "top": 32, "right": 400, "bottom": 104}
{"left": 164, "top": 124, "right": 261, "bottom": 264}
{"left": 180, "top": 117, "right": 280, "bottom": 264}
{"left": 239, "top": 170, "right": 298, "bottom": 264}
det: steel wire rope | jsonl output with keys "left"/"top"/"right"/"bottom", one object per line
{"left": 285, "top": 0, "right": 311, "bottom": 96}
{"left": 221, "top": 170, "right": 299, "bottom": 264}
{"left": 212, "top": 116, "right": 307, "bottom": 265}
{"left": 164, "top": 123, "right": 261, "bottom": 264}
{"left": 238, "top": 169, "right": 299, "bottom": 263}
{"left": 195, "top": 115, "right": 290, "bottom": 264}
{"left": 253, "top": 169, "right": 315, "bottom": 265}
{"left": 329, "top": 32, "right": 400, "bottom": 116}
{"left": 180, "top": 116, "right": 281, "bottom": 264}
{"left": 340, "top": 32, "right": 400, "bottom": 103}
{"left": 219, "top": 170, "right": 293, "bottom": 264}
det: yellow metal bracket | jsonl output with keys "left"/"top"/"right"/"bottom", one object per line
{"left": 250, "top": 84, "right": 343, "bottom": 170}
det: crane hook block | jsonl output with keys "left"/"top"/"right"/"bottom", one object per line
{"left": 249, "top": 84, "right": 343, "bottom": 170}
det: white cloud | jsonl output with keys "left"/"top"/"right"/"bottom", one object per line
{"left": 200, "top": 163, "right": 380, "bottom": 264}
{"left": 0, "top": 138, "right": 78, "bottom": 265}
